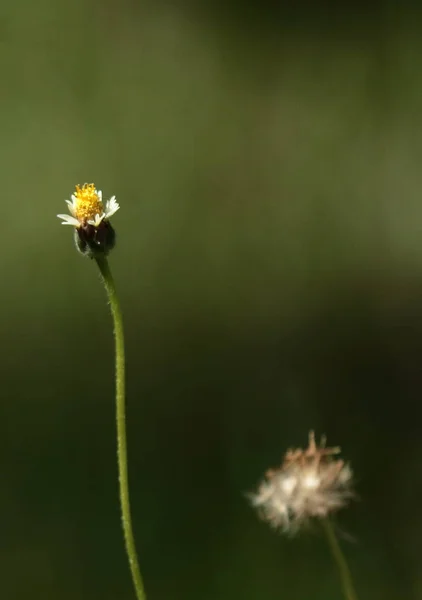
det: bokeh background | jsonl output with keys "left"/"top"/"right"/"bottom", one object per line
{"left": 2, "top": 1, "right": 422, "bottom": 598}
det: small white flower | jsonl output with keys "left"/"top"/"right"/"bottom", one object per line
{"left": 57, "top": 183, "right": 120, "bottom": 228}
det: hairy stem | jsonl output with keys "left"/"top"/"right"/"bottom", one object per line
{"left": 322, "top": 518, "right": 358, "bottom": 600}
{"left": 95, "top": 255, "right": 146, "bottom": 600}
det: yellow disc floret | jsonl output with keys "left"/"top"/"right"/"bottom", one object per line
{"left": 73, "top": 183, "right": 104, "bottom": 223}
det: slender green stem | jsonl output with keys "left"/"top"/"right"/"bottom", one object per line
{"left": 322, "top": 518, "right": 358, "bottom": 600}
{"left": 95, "top": 255, "right": 146, "bottom": 600}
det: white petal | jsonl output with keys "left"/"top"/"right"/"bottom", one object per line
{"left": 97, "top": 189, "right": 102, "bottom": 202}
{"left": 65, "top": 199, "right": 76, "bottom": 216}
{"left": 105, "top": 196, "right": 120, "bottom": 218}
{"left": 87, "top": 213, "right": 105, "bottom": 227}
{"left": 57, "top": 214, "right": 80, "bottom": 226}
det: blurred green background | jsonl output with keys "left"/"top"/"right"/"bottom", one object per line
{"left": 2, "top": 1, "right": 422, "bottom": 598}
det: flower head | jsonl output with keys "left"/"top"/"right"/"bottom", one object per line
{"left": 249, "top": 431, "right": 353, "bottom": 534}
{"left": 58, "top": 183, "right": 120, "bottom": 257}
{"left": 57, "top": 183, "right": 120, "bottom": 228}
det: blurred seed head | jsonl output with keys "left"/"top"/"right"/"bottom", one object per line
{"left": 249, "top": 431, "right": 354, "bottom": 534}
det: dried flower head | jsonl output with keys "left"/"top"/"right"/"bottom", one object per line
{"left": 57, "top": 183, "right": 120, "bottom": 257}
{"left": 249, "top": 431, "right": 353, "bottom": 533}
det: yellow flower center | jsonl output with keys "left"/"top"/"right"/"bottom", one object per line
{"left": 73, "top": 183, "right": 103, "bottom": 222}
